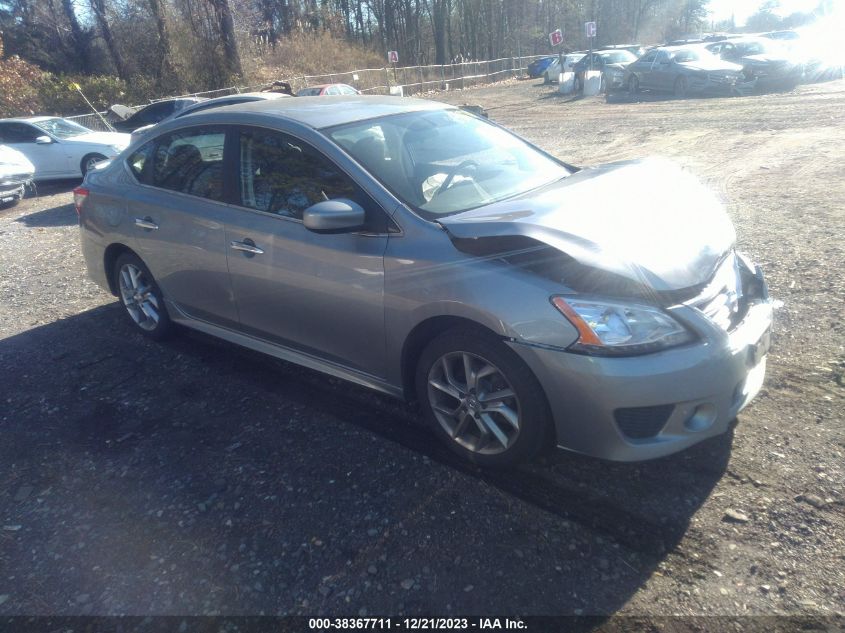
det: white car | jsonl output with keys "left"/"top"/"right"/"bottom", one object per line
{"left": 543, "top": 53, "right": 587, "bottom": 83}
{"left": 0, "top": 144, "right": 34, "bottom": 207}
{"left": 130, "top": 92, "right": 291, "bottom": 142}
{"left": 0, "top": 117, "right": 130, "bottom": 179}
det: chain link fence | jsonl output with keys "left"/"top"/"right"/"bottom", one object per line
{"left": 65, "top": 55, "right": 547, "bottom": 132}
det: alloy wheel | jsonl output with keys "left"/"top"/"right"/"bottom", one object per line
{"left": 118, "top": 263, "right": 161, "bottom": 331}
{"left": 427, "top": 351, "right": 521, "bottom": 455}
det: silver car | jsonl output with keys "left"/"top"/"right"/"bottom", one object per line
{"left": 76, "top": 96, "right": 774, "bottom": 466}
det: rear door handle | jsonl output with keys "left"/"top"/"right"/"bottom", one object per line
{"left": 134, "top": 217, "right": 159, "bottom": 230}
{"left": 230, "top": 239, "right": 264, "bottom": 255}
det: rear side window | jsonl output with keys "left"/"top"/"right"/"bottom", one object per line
{"left": 131, "top": 127, "right": 226, "bottom": 201}
{"left": 237, "top": 127, "right": 358, "bottom": 220}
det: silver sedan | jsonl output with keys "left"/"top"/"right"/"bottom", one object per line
{"left": 76, "top": 96, "right": 774, "bottom": 466}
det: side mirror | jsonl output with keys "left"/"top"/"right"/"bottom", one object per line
{"left": 303, "top": 198, "right": 365, "bottom": 232}
{"left": 35, "top": 135, "right": 53, "bottom": 144}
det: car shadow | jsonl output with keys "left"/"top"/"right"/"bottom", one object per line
{"left": 16, "top": 202, "right": 77, "bottom": 227}
{"left": 0, "top": 301, "right": 731, "bottom": 616}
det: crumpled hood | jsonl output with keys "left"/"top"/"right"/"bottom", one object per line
{"left": 440, "top": 158, "right": 736, "bottom": 292}
{"left": 742, "top": 54, "right": 793, "bottom": 66}
{"left": 67, "top": 131, "right": 131, "bottom": 148}
{"left": 679, "top": 58, "right": 744, "bottom": 73}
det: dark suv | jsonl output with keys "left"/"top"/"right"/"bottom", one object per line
{"left": 112, "top": 98, "right": 205, "bottom": 133}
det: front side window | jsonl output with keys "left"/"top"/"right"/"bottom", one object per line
{"left": 639, "top": 50, "right": 658, "bottom": 64}
{"left": 0, "top": 122, "right": 41, "bottom": 143}
{"left": 149, "top": 127, "right": 225, "bottom": 200}
{"left": 328, "top": 109, "right": 571, "bottom": 218}
{"left": 238, "top": 128, "right": 359, "bottom": 220}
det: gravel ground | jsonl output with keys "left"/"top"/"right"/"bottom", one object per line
{"left": 0, "top": 79, "right": 843, "bottom": 622}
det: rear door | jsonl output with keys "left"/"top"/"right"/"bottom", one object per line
{"left": 125, "top": 125, "right": 239, "bottom": 327}
{"left": 223, "top": 125, "right": 390, "bottom": 378}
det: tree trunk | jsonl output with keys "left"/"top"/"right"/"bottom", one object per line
{"left": 208, "top": 0, "right": 242, "bottom": 78}
{"left": 147, "top": 0, "right": 179, "bottom": 89}
{"left": 89, "top": 0, "right": 129, "bottom": 81}
{"left": 61, "top": 0, "right": 90, "bottom": 72}
{"left": 430, "top": 0, "right": 450, "bottom": 66}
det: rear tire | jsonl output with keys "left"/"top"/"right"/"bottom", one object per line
{"left": 416, "top": 328, "right": 553, "bottom": 467}
{"left": 113, "top": 252, "right": 172, "bottom": 341}
{"left": 81, "top": 153, "right": 107, "bottom": 176}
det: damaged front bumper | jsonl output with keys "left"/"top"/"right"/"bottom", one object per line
{"left": 508, "top": 255, "right": 775, "bottom": 462}
{"left": 0, "top": 177, "right": 32, "bottom": 205}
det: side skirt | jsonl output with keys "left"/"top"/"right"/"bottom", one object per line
{"left": 167, "top": 301, "right": 404, "bottom": 400}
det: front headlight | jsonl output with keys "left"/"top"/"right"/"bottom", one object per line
{"left": 551, "top": 296, "right": 694, "bottom": 356}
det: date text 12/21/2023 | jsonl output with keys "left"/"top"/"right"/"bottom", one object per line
{"left": 308, "top": 618, "right": 527, "bottom": 630}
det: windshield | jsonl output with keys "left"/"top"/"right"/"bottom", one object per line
{"left": 31, "top": 117, "right": 91, "bottom": 139}
{"left": 601, "top": 50, "right": 636, "bottom": 64}
{"left": 327, "top": 109, "right": 571, "bottom": 218}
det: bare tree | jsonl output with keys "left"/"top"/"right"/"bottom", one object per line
{"left": 207, "top": 0, "right": 242, "bottom": 77}
{"left": 89, "top": 0, "right": 129, "bottom": 80}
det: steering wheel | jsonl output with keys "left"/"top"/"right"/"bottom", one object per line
{"left": 431, "top": 159, "right": 479, "bottom": 198}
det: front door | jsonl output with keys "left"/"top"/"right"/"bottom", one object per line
{"left": 0, "top": 122, "right": 70, "bottom": 178}
{"left": 225, "top": 126, "right": 389, "bottom": 378}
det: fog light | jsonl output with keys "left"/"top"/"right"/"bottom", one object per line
{"left": 685, "top": 404, "right": 716, "bottom": 432}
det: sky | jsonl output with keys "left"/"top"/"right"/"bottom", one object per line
{"left": 707, "top": 0, "right": 822, "bottom": 25}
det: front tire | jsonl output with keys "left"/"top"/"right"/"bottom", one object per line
{"left": 416, "top": 328, "right": 552, "bottom": 467}
{"left": 114, "top": 252, "right": 172, "bottom": 340}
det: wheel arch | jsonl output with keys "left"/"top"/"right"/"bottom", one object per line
{"left": 103, "top": 243, "right": 138, "bottom": 295}
{"left": 400, "top": 315, "right": 505, "bottom": 402}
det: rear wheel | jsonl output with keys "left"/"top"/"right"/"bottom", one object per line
{"left": 416, "top": 328, "right": 552, "bottom": 467}
{"left": 114, "top": 252, "right": 172, "bottom": 340}
{"left": 81, "top": 153, "right": 107, "bottom": 176}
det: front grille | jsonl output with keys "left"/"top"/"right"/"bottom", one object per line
{"left": 707, "top": 73, "right": 735, "bottom": 84}
{"left": 615, "top": 405, "right": 675, "bottom": 439}
{"left": 689, "top": 254, "right": 743, "bottom": 332}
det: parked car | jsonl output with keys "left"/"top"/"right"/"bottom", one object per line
{"left": 130, "top": 92, "right": 290, "bottom": 142}
{"left": 705, "top": 37, "right": 804, "bottom": 90}
{"left": 625, "top": 46, "right": 745, "bottom": 97}
{"left": 77, "top": 96, "right": 773, "bottom": 466}
{"left": 296, "top": 84, "right": 360, "bottom": 96}
{"left": 543, "top": 53, "right": 586, "bottom": 83}
{"left": 527, "top": 56, "right": 556, "bottom": 78}
{"left": 0, "top": 117, "right": 130, "bottom": 179}
{"left": 0, "top": 144, "right": 34, "bottom": 207}
{"left": 112, "top": 98, "right": 206, "bottom": 133}
{"left": 572, "top": 49, "right": 638, "bottom": 91}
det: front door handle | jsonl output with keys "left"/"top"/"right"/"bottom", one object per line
{"left": 230, "top": 239, "right": 264, "bottom": 256}
{"left": 134, "top": 217, "right": 159, "bottom": 230}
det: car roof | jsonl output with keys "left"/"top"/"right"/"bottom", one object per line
{"left": 211, "top": 95, "right": 449, "bottom": 129}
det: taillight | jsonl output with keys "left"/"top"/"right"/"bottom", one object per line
{"left": 73, "top": 186, "right": 89, "bottom": 215}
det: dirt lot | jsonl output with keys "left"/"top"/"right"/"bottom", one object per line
{"left": 0, "top": 79, "right": 843, "bottom": 624}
